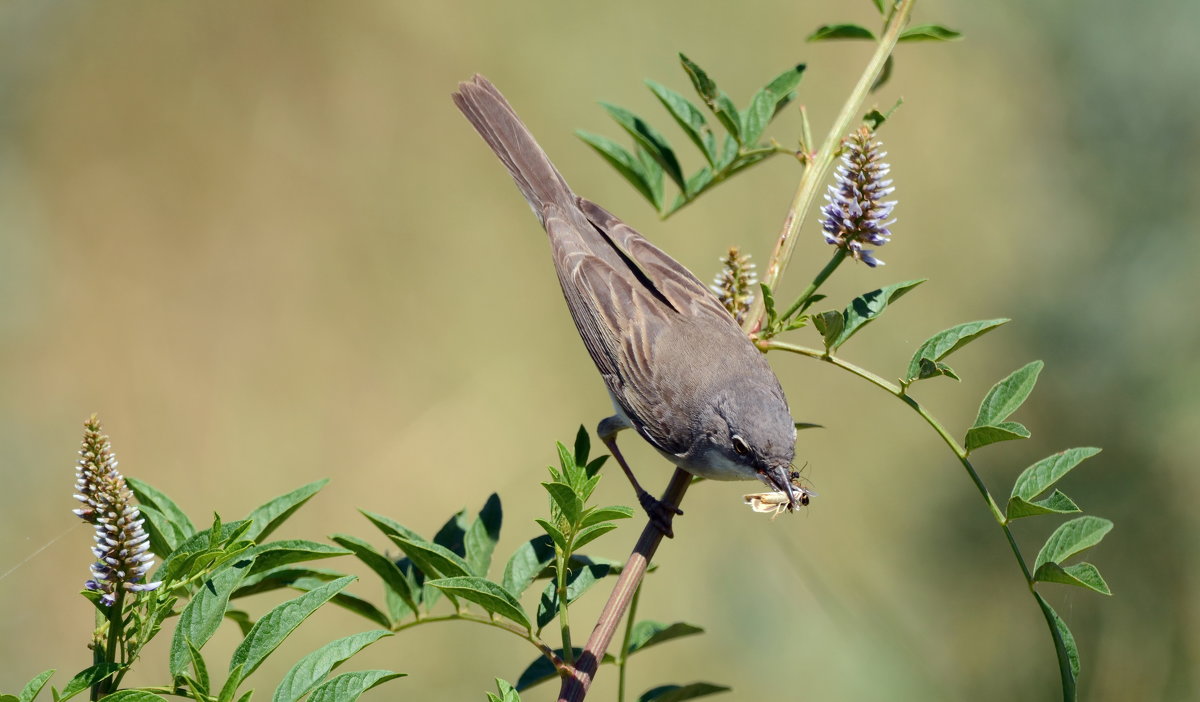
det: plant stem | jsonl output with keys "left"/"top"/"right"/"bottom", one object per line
{"left": 558, "top": 469, "right": 692, "bottom": 702}
{"left": 746, "top": 0, "right": 916, "bottom": 333}
{"left": 775, "top": 249, "right": 847, "bottom": 326}
{"left": 764, "top": 340, "right": 1032, "bottom": 582}
{"left": 616, "top": 584, "right": 643, "bottom": 702}
{"left": 98, "top": 590, "right": 125, "bottom": 697}
{"left": 558, "top": 548, "right": 575, "bottom": 664}
{"left": 392, "top": 611, "right": 562, "bottom": 668}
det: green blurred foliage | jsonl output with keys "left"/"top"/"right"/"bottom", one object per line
{"left": 0, "top": 1, "right": 1196, "bottom": 700}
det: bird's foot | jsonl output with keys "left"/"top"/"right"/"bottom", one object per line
{"left": 637, "top": 490, "right": 683, "bottom": 538}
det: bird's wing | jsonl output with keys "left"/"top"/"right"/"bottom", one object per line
{"left": 546, "top": 211, "right": 692, "bottom": 456}
{"left": 577, "top": 198, "right": 735, "bottom": 325}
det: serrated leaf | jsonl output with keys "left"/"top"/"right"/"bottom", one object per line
{"left": 964, "top": 421, "right": 1030, "bottom": 451}
{"left": 600, "top": 103, "right": 685, "bottom": 191}
{"left": 971, "top": 360, "right": 1044, "bottom": 428}
{"left": 17, "top": 670, "right": 54, "bottom": 702}
{"left": 572, "top": 522, "right": 619, "bottom": 550}
{"left": 536, "top": 563, "right": 610, "bottom": 629}
{"left": 428, "top": 577, "right": 531, "bottom": 630}
{"left": 542, "top": 482, "right": 582, "bottom": 526}
{"left": 331, "top": 534, "right": 419, "bottom": 617}
{"left": 228, "top": 576, "right": 356, "bottom": 683}
{"left": 54, "top": 664, "right": 121, "bottom": 702}
{"left": 626, "top": 621, "right": 704, "bottom": 655}
{"left": 832, "top": 279, "right": 924, "bottom": 349}
{"left": 305, "top": 670, "right": 405, "bottom": 702}
{"left": 741, "top": 89, "right": 775, "bottom": 146}
{"left": 1034, "top": 516, "right": 1114, "bottom": 571}
{"left": 807, "top": 24, "right": 876, "bottom": 41}
{"left": 245, "top": 479, "right": 328, "bottom": 542}
{"left": 272, "top": 630, "right": 394, "bottom": 702}
{"left": 1006, "top": 490, "right": 1081, "bottom": 520}
{"left": 170, "top": 556, "right": 258, "bottom": 676}
{"left": 1010, "top": 448, "right": 1102, "bottom": 503}
{"left": 898, "top": 24, "right": 963, "bottom": 42}
{"left": 647, "top": 80, "right": 716, "bottom": 166}
{"left": 501, "top": 535, "right": 555, "bottom": 599}
{"left": 580, "top": 506, "right": 635, "bottom": 527}
{"left": 577, "top": 131, "right": 660, "bottom": 210}
{"left": 1034, "top": 562, "right": 1112, "bottom": 596}
{"left": 638, "top": 682, "right": 731, "bottom": 701}
{"left": 1034, "top": 591, "right": 1079, "bottom": 695}
{"left": 906, "top": 319, "right": 1010, "bottom": 380}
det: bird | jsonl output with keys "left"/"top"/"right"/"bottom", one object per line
{"left": 452, "top": 75, "right": 801, "bottom": 536}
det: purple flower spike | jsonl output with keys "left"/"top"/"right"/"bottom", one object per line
{"left": 820, "top": 126, "right": 897, "bottom": 267}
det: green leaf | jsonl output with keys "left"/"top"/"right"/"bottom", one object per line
{"left": 577, "top": 131, "right": 661, "bottom": 210}
{"left": 272, "top": 630, "right": 392, "bottom": 702}
{"left": 898, "top": 24, "right": 963, "bottom": 42}
{"left": 127, "top": 477, "right": 196, "bottom": 538}
{"left": 245, "top": 479, "right": 329, "bottom": 542}
{"left": 1006, "top": 490, "right": 1081, "bottom": 520}
{"left": 807, "top": 24, "right": 876, "bottom": 41}
{"left": 136, "top": 504, "right": 189, "bottom": 559}
{"left": 248, "top": 540, "right": 350, "bottom": 574}
{"left": 638, "top": 683, "right": 731, "bottom": 701}
{"left": 573, "top": 426, "right": 591, "bottom": 466}
{"left": 185, "top": 639, "right": 210, "bottom": 696}
{"left": 427, "top": 577, "right": 531, "bottom": 630}
{"left": 153, "top": 520, "right": 252, "bottom": 583}
{"left": 286, "top": 576, "right": 393, "bottom": 629}
{"left": 170, "top": 556, "right": 258, "bottom": 676}
{"left": 95, "top": 692, "right": 169, "bottom": 702}
{"left": 759, "top": 283, "right": 778, "bottom": 330}
{"left": 646, "top": 80, "right": 716, "bottom": 165}
{"left": 971, "top": 360, "right": 1044, "bottom": 428}
{"left": 811, "top": 310, "right": 844, "bottom": 349}
{"left": 678, "top": 54, "right": 718, "bottom": 102}
{"left": 305, "top": 670, "right": 405, "bottom": 702}
{"left": 228, "top": 576, "right": 356, "bottom": 683}
{"left": 600, "top": 103, "right": 685, "bottom": 192}
{"left": 871, "top": 55, "right": 894, "bottom": 93}
{"left": 906, "top": 319, "right": 1010, "bottom": 380}
{"left": 580, "top": 505, "right": 635, "bottom": 527}
{"left": 794, "top": 422, "right": 823, "bottom": 430}
{"left": 683, "top": 167, "right": 714, "bottom": 199}
{"left": 626, "top": 621, "right": 704, "bottom": 655}
{"left": 217, "top": 664, "right": 243, "bottom": 702}
{"left": 534, "top": 519, "right": 568, "bottom": 552}
{"left": 1034, "top": 516, "right": 1114, "bottom": 571}
{"left": 387, "top": 534, "right": 472, "bottom": 580}
{"left": 331, "top": 534, "right": 419, "bottom": 618}
{"left": 740, "top": 89, "right": 775, "bottom": 146}
{"left": 1010, "top": 448, "right": 1102, "bottom": 502}
{"left": 914, "top": 358, "right": 960, "bottom": 382}
{"left": 1034, "top": 562, "right": 1112, "bottom": 596}
{"left": 2, "top": 695, "right": 21, "bottom": 702}
{"left": 870, "top": 0, "right": 886, "bottom": 13}
{"left": 964, "top": 421, "right": 1031, "bottom": 451}
{"left": 1034, "top": 591, "right": 1079, "bottom": 697}
{"left": 572, "top": 522, "right": 619, "bottom": 550}
{"left": 488, "top": 679, "right": 522, "bottom": 702}
{"left": 542, "top": 481, "right": 582, "bottom": 525}
{"left": 536, "top": 563, "right": 610, "bottom": 629}
{"left": 54, "top": 664, "right": 121, "bottom": 702}
{"left": 501, "top": 535, "right": 555, "bottom": 599}
{"left": 832, "top": 280, "right": 925, "bottom": 349}
{"left": 463, "top": 493, "right": 503, "bottom": 578}
{"left": 17, "top": 670, "right": 54, "bottom": 702}
{"left": 762, "top": 63, "right": 806, "bottom": 115}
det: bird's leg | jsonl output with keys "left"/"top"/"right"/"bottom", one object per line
{"left": 598, "top": 416, "right": 683, "bottom": 538}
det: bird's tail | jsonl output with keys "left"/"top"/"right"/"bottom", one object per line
{"left": 452, "top": 75, "right": 575, "bottom": 220}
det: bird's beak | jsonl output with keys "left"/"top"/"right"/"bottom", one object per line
{"left": 759, "top": 465, "right": 801, "bottom": 512}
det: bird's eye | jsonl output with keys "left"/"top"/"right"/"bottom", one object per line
{"left": 732, "top": 435, "right": 750, "bottom": 456}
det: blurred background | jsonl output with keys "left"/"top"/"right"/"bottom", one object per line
{"left": 2, "top": 1, "right": 1197, "bottom": 700}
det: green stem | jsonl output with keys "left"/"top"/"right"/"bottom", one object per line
{"left": 616, "top": 584, "right": 643, "bottom": 702}
{"left": 98, "top": 590, "right": 125, "bottom": 697}
{"left": 764, "top": 340, "right": 1033, "bottom": 583}
{"left": 557, "top": 549, "right": 575, "bottom": 665}
{"left": 393, "top": 611, "right": 563, "bottom": 669}
{"left": 775, "top": 249, "right": 848, "bottom": 325}
{"left": 746, "top": 0, "right": 917, "bottom": 333}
